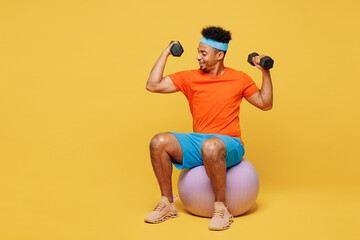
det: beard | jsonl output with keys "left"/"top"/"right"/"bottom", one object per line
{"left": 199, "top": 62, "right": 207, "bottom": 71}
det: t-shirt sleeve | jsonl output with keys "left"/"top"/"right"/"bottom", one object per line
{"left": 168, "top": 71, "right": 189, "bottom": 97}
{"left": 242, "top": 73, "right": 260, "bottom": 98}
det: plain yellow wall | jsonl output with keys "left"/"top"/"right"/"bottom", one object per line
{"left": 0, "top": 0, "right": 359, "bottom": 239}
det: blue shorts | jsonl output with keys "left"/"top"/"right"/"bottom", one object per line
{"left": 168, "top": 132, "right": 245, "bottom": 170}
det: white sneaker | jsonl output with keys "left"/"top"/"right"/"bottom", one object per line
{"left": 144, "top": 196, "right": 179, "bottom": 224}
{"left": 208, "top": 202, "right": 234, "bottom": 230}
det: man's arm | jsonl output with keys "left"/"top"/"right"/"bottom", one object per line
{"left": 146, "top": 42, "right": 178, "bottom": 93}
{"left": 245, "top": 55, "right": 273, "bottom": 111}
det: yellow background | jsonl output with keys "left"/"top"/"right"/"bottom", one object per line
{"left": 1, "top": 0, "right": 359, "bottom": 239}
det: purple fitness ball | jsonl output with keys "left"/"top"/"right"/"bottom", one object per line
{"left": 178, "top": 158, "right": 259, "bottom": 217}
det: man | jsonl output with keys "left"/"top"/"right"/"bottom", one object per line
{"left": 145, "top": 26, "right": 273, "bottom": 230}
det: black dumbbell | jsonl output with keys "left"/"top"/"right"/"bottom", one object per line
{"left": 247, "top": 52, "right": 274, "bottom": 70}
{"left": 170, "top": 41, "right": 184, "bottom": 57}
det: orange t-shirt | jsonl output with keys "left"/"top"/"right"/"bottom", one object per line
{"left": 168, "top": 67, "right": 259, "bottom": 145}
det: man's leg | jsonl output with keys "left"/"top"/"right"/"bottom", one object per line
{"left": 201, "top": 137, "right": 233, "bottom": 230}
{"left": 145, "top": 132, "right": 183, "bottom": 223}
{"left": 149, "top": 132, "right": 183, "bottom": 203}
{"left": 201, "top": 137, "right": 227, "bottom": 205}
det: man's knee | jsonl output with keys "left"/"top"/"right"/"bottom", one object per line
{"left": 149, "top": 133, "right": 183, "bottom": 164}
{"left": 201, "top": 137, "right": 226, "bottom": 160}
{"left": 149, "top": 133, "right": 171, "bottom": 152}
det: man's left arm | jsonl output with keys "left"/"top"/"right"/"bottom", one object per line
{"left": 245, "top": 55, "right": 273, "bottom": 111}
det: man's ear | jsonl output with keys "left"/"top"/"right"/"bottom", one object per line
{"left": 216, "top": 51, "right": 225, "bottom": 60}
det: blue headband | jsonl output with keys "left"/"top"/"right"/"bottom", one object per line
{"left": 200, "top": 37, "right": 229, "bottom": 51}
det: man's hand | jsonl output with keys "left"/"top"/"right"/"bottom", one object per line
{"left": 251, "top": 54, "right": 269, "bottom": 72}
{"left": 164, "top": 41, "right": 180, "bottom": 56}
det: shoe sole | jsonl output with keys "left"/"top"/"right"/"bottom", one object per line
{"left": 208, "top": 215, "right": 234, "bottom": 231}
{"left": 144, "top": 211, "right": 179, "bottom": 224}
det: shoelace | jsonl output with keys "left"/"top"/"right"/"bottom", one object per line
{"left": 154, "top": 201, "right": 166, "bottom": 212}
{"left": 212, "top": 208, "right": 225, "bottom": 218}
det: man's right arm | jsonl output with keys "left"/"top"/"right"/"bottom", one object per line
{"left": 146, "top": 42, "right": 178, "bottom": 93}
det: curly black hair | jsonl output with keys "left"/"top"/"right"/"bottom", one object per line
{"left": 201, "top": 26, "right": 232, "bottom": 43}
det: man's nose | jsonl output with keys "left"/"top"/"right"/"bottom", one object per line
{"left": 196, "top": 53, "right": 201, "bottom": 60}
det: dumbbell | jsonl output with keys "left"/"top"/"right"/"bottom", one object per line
{"left": 170, "top": 41, "right": 184, "bottom": 57}
{"left": 247, "top": 52, "right": 274, "bottom": 70}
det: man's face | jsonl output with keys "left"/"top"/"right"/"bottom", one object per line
{"left": 196, "top": 43, "right": 223, "bottom": 71}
